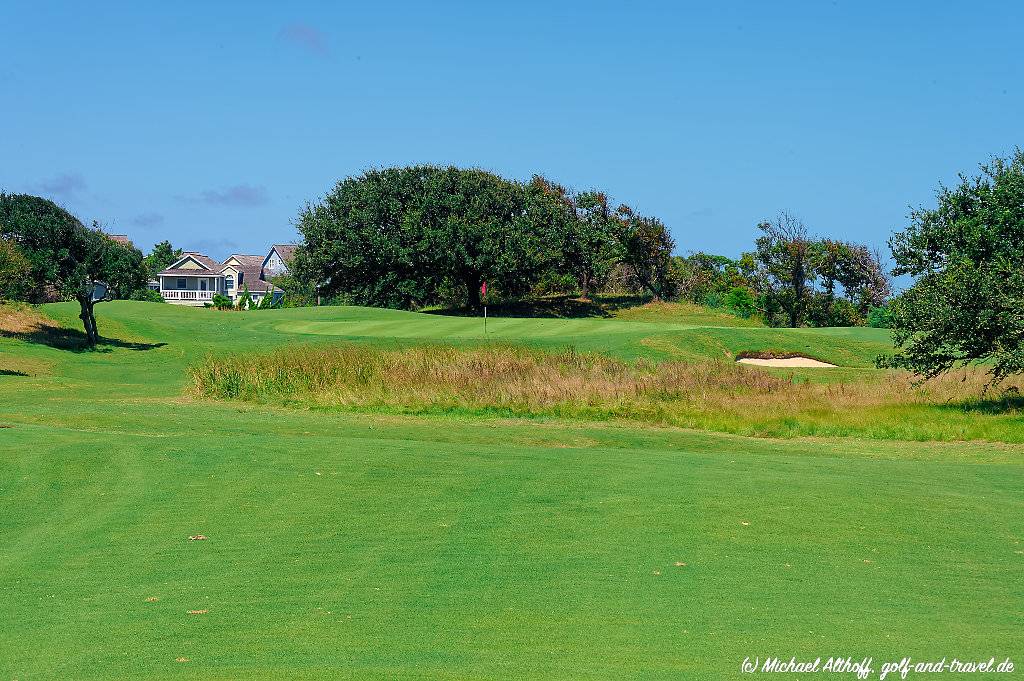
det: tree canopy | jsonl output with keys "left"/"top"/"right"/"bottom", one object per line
{"left": 0, "top": 193, "right": 147, "bottom": 345}
{"left": 750, "top": 213, "right": 889, "bottom": 327}
{"left": 144, "top": 240, "right": 183, "bottom": 277}
{"left": 0, "top": 237, "right": 31, "bottom": 301}
{"left": 880, "top": 149, "right": 1024, "bottom": 382}
{"left": 294, "top": 166, "right": 558, "bottom": 308}
{"left": 293, "top": 166, "right": 891, "bottom": 323}
{"left": 293, "top": 165, "right": 676, "bottom": 310}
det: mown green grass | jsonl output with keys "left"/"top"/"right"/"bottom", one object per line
{"left": 423, "top": 294, "right": 764, "bottom": 327}
{"left": 192, "top": 309, "right": 1023, "bottom": 443}
{"left": 0, "top": 302, "right": 1021, "bottom": 679}
{"left": 268, "top": 305, "right": 891, "bottom": 366}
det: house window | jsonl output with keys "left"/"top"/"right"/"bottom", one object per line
{"left": 238, "top": 271, "right": 244, "bottom": 286}
{"left": 226, "top": 275, "right": 234, "bottom": 289}
{"left": 176, "top": 278, "right": 186, "bottom": 289}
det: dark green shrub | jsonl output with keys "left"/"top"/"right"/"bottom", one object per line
{"left": 130, "top": 288, "right": 164, "bottom": 302}
{"left": 724, "top": 287, "right": 756, "bottom": 318}
{"left": 269, "top": 274, "right": 316, "bottom": 307}
{"left": 703, "top": 291, "right": 724, "bottom": 309}
{"left": 826, "top": 299, "right": 863, "bottom": 327}
{"left": 236, "top": 286, "right": 254, "bottom": 310}
{"left": 867, "top": 304, "right": 892, "bottom": 328}
{"left": 256, "top": 292, "right": 278, "bottom": 310}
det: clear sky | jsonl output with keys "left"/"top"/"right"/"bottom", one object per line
{"left": 1, "top": 1, "right": 1021, "bottom": 261}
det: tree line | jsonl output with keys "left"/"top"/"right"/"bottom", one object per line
{"left": 0, "top": 167, "right": 892, "bottom": 342}
{"left": 4, "top": 148, "right": 1022, "bottom": 385}
{"left": 290, "top": 165, "right": 889, "bottom": 327}
{"left": 670, "top": 213, "right": 890, "bottom": 327}
{"left": 0, "top": 193, "right": 288, "bottom": 345}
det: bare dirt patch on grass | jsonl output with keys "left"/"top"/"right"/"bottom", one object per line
{"left": 0, "top": 303, "right": 61, "bottom": 335}
{"left": 0, "top": 356, "right": 52, "bottom": 377}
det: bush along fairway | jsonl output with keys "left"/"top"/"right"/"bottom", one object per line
{"left": 0, "top": 301, "right": 1021, "bottom": 679}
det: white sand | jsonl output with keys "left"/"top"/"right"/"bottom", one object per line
{"left": 737, "top": 357, "right": 837, "bottom": 368}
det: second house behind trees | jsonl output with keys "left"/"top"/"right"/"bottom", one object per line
{"left": 157, "top": 244, "right": 295, "bottom": 306}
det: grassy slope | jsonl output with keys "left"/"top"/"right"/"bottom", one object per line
{"left": 0, "top": 302, "right": 1021, "bottom": 679}
{"left": 270, "top": 305, "right": 891, "bottom": 366}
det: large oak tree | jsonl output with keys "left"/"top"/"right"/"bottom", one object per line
{"left": 293, "top": 166, "right": 560, "bottom": 309}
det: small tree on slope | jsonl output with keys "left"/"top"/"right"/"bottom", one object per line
{"left": 0, "top": 193, "right": 147, "bottom": 345}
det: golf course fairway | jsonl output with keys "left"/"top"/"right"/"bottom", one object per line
{"left": 0, "top": 302, "right": 1020, "bottom": 679}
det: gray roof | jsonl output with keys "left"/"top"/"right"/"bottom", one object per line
{"left": 271, "top": 244, "right": 297, "bottom": 262}
{"left": 224, "top": 254, "right": 264, "bottom": 269}
{"left": 159, "top": 269, "right": 225, "bottom": 277}
{"left": 182, "top": 252, "right": 223, "bottom": 269}
{"left": 245, "top": 281, "right": 284, "bottom": 294}
{"left": 233, "top": 262, "right": 281, "bottom": 293}
{"left": 158, "top": 252, "right": 222, "bottom": 275}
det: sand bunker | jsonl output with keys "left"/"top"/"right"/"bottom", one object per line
{"left": 737, "top": 357, "right": 837, "bottom": 368}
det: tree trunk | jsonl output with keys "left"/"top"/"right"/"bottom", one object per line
{"left": 580, "top": 273, "right": 591, "bottom": 301}
{"left": 642, "top": 275, "right": 660, "bottom": 301}
{"left": 823, "top": 278, "right": 835, "bottom": 325}
{"left": 790, "top": 262, "right": 806, "bottom": 328}
{"left": 77, "top": 296, "right": 99, "bottom": 346}
{"left": 464, "top": 275, "right": 481, "bottom": 308}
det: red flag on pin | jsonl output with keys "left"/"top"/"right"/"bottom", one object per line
{"left": 480, "top": 281, "right": 487, "bottom": 298}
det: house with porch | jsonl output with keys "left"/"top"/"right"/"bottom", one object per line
{"left": 157, "top": 244, "right": 296, "bottom": 306}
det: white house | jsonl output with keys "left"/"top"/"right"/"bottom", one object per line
{"left": 158, "top": 244, "right": 296, "bottom": 306}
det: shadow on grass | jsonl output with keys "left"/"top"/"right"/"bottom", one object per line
{"left": 0, "top": 369, "right": 29, "bottom": 376}
{"left": 424, "top": 294, "right": 653, "bottom": 319}
{"left": 0, "top": 324, "right": 166, "bottom": 353}
{"left": 941, "top": 391, "right": 1024, "bottom": 415}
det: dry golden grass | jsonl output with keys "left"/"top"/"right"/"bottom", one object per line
{"left": 188, "top": 343, "right": 1024, "bottom": 441}
{"left": 189, "top": 344, "right": 788, "bottom": 405}
{"left": 0, "top": 302, "right": 59, "bottom": 336}
{"left": 0, "top": 304, "right": 56, "bottom": 375}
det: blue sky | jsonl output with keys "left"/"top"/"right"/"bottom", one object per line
{"left": 1, "top": 1, "right": 1021, "bottom": 262}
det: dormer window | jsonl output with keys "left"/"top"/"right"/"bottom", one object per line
{"left": 226, "top": 275, "right": 234, "bottom": 289}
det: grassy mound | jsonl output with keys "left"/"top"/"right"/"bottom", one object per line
{"left": 423, "top": 294, "right": 762, "bottom": 326}
{"left": 606, "top": 299, "right": 762, "bottom": 326}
